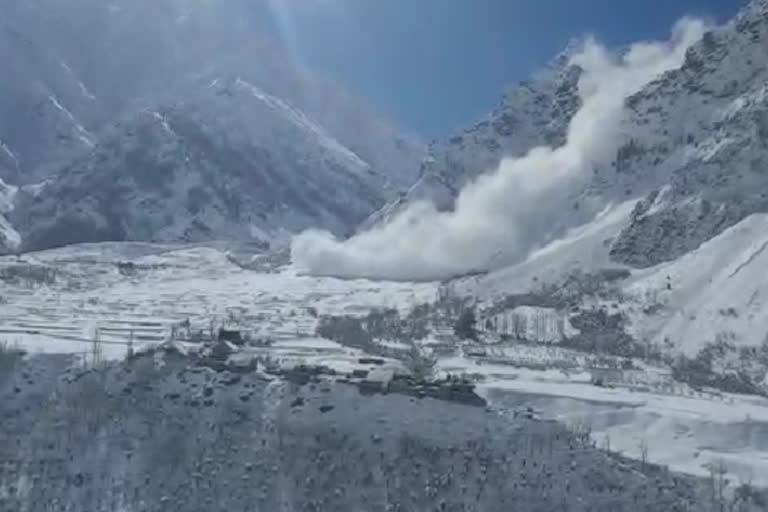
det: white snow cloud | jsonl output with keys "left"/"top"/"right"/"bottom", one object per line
{"left": 291, "top": 18, "right": 707, "bottom": 281}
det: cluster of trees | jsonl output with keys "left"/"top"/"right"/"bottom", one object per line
{"left": 401, "top": 345, "right": 437, "bottom": 380}
{"left": 671, "top": 335, "right": 768, "bottom": 397}
{"left": 0, "top": 341, "right": 23, "bottom": 378}
{"left": 453, "top": 308, "right": 477, "bottom": 341}
{"left": 0, "top": 262, "right": 57, "bottom": 286}
{"left": 315, "top": 303, "right": 435, "bottom": 350}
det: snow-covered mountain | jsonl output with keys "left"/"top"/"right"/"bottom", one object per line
{"left": 7, "top": 78, "right": 396, "bottom": 252}
{"left": 607, "top": 1, "right": 768, "bottom": 267}
{"left": 356, "top": 0, "right": 768, "bottom": 361}
{"left": 0, "top": 0, "right": 422, "bottom": 252}
{"left": 382, "top": 1, "right": 768, "bottom": 266}
{"left": 0, "top": 0, "right": 422, "bottom": 185}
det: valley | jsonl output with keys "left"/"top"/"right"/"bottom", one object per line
{"left": 2, "top": 0, "right": 768, "bottom": 509}
{"left": 3, "top": 240, "right": 768, "bottom": 491}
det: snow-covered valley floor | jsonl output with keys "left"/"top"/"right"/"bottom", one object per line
{"left": 2, "top": 241, "right": 768, "bottom": 487}
{"left": 0, "top": 242, "right": 437, "bottom": 356}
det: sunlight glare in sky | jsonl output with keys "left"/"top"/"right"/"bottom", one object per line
{"left": 267, "top": 0, "right": 302, "bottom": 64}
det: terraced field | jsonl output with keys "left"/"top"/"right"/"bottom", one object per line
{"left": 0, "top": 242, "right": 437, "bottom": 361}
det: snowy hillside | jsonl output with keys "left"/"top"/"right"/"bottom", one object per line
{"left": 6, "top": 79, "right": 396, "bottom": 252}
{"left": 608, "top": 1, "right": 768, "bottom": 267}
{"left": 623, "top": 213, "right": 768, "bottom": 355}
{"left": 461, "top": 204, "right": 768, "bottom": 355}
{"left": 0, "top": 243, "right": 437, "bottom": 357}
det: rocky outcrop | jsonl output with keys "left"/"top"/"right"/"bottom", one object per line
{"left": 609, "top": 195, "right": 747, "bottom": 267}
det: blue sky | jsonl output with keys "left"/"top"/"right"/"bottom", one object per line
{"left": 268, "top": 0, "right": 747, "bottom": 138}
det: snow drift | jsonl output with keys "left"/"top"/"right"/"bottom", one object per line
{"left": 292, "top": 19, "right": 706, "bottom": 281}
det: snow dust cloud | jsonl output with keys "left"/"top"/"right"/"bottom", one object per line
{"left": 291, "top": 19, "right": 707, "bottom": 281}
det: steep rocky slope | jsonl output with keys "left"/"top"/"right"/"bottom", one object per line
{"left": 608, "top": 1, "right": 768, "bottom": 267}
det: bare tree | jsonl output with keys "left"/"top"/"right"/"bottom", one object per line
{"left": 0, "top": 340, "right": 23, "bottom": 376}
{"left": 454, "top": 307, "right": 478, "bottom": 341}
{"left": 402, "top": 345, "right": 437, "bottom": 381}
{"left": 708, "top": 458, "right": 729, "bottom": 512}
{"left": 638, "top": 438, "right": 648, "bottom": 470}
{"left": 512, "top": 314, "right": 528, "bottom": 341}
{"left": 602, "top": 433, "right": 611, "bottom": 452}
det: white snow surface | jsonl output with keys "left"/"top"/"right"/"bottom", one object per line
{"left": 435, "top": 347, "right": 768, "bottom": 486}
{"left": 479, "top": 374, "right": 768, "bottom": 486}
{"left": 624, "top": 213, "right": 768, "bottom": 355}
{"left": 0, "top": 243, "right": 437, "bottom": 359}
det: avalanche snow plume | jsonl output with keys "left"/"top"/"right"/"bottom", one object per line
{"left": 291, "top": 19, "right": 707, "bottom": 281}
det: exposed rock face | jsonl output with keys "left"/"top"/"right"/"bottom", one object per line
{"left": 0, "top": 353, "right": 710, "bottom": 511}
{"left": 608, "top": 1, "right": 768, "bottom": 266}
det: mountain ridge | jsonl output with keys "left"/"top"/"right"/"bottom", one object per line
{"left": 6, "top": 79, "right": 393, "bottom": 253}
{"left": 0, "top": 0, "right": 423, "bottom": 253}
